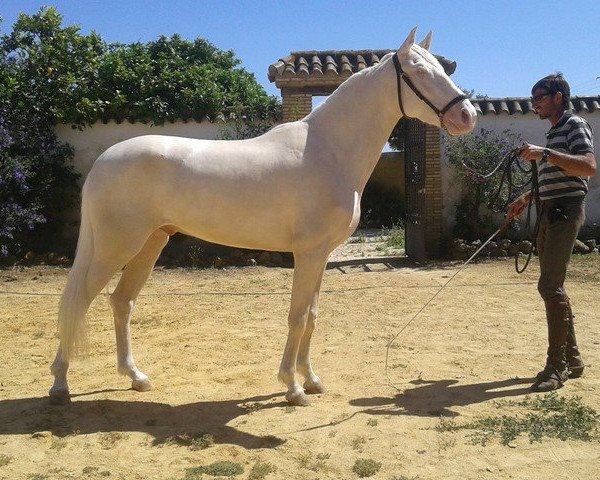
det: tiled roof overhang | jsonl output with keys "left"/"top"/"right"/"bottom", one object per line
{"left": 268, "top": 49, "right": 457, "bottom": 95}
{"left": 471, "top": 96, "right": 600, "bottom": 115}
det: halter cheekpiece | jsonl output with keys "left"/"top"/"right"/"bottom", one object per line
{"left": 393, "top": 53, "right": 467, "bottom": 129}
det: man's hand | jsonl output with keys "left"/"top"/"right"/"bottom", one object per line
{"left": 506, "top": 192, "right": 531, "bottom": 221}
{"left": 517, "top": 143, "right": 546, "bottom": 162}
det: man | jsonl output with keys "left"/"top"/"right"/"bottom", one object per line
{"left": 507, "top": 73, "right": 596, "bottom": 392}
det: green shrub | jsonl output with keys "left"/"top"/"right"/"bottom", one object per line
{"left": 352, "top": 458, "right": 382, "bottom": 478}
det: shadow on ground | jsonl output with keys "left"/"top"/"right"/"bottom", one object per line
{"left": 0, "top": 391, "right": 287, "bottom": 448}
{"left": 350, "top": 377, "right": 534, "bottom": 417}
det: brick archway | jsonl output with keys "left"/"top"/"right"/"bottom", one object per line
{"left": 268, "top": 50, "right": 452, "bottom": 260}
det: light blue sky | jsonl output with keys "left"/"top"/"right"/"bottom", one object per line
{"left": 2, "top": 1, "right": 600, "bottom": 99}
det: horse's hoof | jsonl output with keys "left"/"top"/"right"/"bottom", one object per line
{"left": 286, "top": 390, "right": 311, "bottom": 406}
{"left": 132, "top": 378, "right": 153, "bottom": 392}
{"left": 48, "top": 389, "right": 71, "bottom": 405}
{"left": 303, "top": 380, "right": 326, "bottom": 395}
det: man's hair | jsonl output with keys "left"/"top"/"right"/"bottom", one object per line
{"left": 532, "top": 73, "right": 571, "bottom": 110}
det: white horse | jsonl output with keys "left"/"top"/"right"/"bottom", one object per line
{"left": 49, "top": 28, "right": 476, "bottom": 406}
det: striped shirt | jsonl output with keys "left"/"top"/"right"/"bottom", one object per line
{"left": 539, "top": 112, "right": 594, "bottom": 200}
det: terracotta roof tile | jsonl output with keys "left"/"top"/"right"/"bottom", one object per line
{"left": 268, "top": 49, "right": 457, "bottom": 83}
{"left": 472, "top": 96, "right": 600, "bottom": 115}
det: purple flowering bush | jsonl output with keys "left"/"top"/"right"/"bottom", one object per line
{"left": 0, "top": 109, "right": 78, "bottom": 263}
{"left": 444, "top": 128, "right": 524, "bottom": 241}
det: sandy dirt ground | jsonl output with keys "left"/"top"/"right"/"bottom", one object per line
{"left": 1, "top": 242, "right": 599, "bottom": 480}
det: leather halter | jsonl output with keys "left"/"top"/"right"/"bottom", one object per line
{"left": 393, "top": 53, "right": 467, "bottom": 130}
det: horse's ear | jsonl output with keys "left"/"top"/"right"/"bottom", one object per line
{"left": 399, "top": 27, "right": 418, "bottom": 54}
{"left": 419, "top": 31, "right": 433, "bottom": 51}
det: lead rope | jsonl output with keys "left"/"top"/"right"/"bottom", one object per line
{"left": 384, "top": 221, "right": 509, "bottom": 391}
{"left": 385, "top": 148, "right": 541, "bottom": 392}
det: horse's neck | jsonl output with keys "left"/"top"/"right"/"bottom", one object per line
{"left": 305, "top": 58, "right": 400, "bottom": 191}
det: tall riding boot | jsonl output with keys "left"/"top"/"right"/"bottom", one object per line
{"left": 531, "top": 294, "right": 570, "bottom": 392}
{"left": 565, "top": 298, "right": 585, "bottom": 378}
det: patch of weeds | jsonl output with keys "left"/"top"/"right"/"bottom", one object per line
{"left": 0, "top": 454, "right": 12, "bottom": 466}
{"left": 567, "top": 255, "right": 600, "bottom": 283}
{"left": 27, "top": 475, "right": 49, "bottom": 480}
{"left": 436, "top": 393, "right": 600, "bottom": 446}
{"left": 185, "top": 461, "right": 243, "bottom": 478}
{"left": 162, "top": 432, "right": 214, "bottom": 450}
{"left": 316, "top": 453, "right": 331, "bottom": 461}
{"left": 384, "top": 224, "right": 406, "bottom": 249}
{"left": 390, "top": 476, "right": 420, "bottom": 480}
{"left": 351, "top": 435, "right": 367, "bottom": 450}
{"left": 297, "top": 453, "right": 311, "bottom": 469}
{"left": 436, "top": 434, "right": 456, "bottom": 452}
{"left": 297, "top": 453, "right": 329, "bottom": 473}
{"left": 367, "top": 419, "right": 378, "bottom": 427}
{"left": 187, "top": 245, "right": 204, "bottom": 269}
{"left": 49, "top": 437, "right": 67, "bottom": 451}
{"left": 349, "top": 232, "right": 367, "bottom": 244}
{"left": 82, "top": 465, "right": 111, "bottom": 477}
{"left": 98, "top": 432, "right": 129, "bottom": 449}
{"left": 352, "top": 458, "right": 382, "bottom": 478}
{"left": 242, "top": 402, "right": 265, "bottom": 413}
{"left": 248, "top": 461, "right": 277, "bottom": 480}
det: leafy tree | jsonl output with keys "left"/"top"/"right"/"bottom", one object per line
{"left": 0, "top": 7, "right": 281, "bottom": 262}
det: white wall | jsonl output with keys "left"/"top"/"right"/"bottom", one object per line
{"left": 441, "top": 110, "right": 600, "bottom": 236}
{"left": 55, "top": 120, "right": 224, "bottom": 181}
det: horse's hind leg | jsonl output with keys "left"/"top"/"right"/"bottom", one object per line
{"left": 49, "top": 253, "right": 133, "bottom": 403}
{"left": 110, "top": 229, "right": 169, "bottom": 392}
{"left": 49, "top": 219, "right": 152, "bottom": 404}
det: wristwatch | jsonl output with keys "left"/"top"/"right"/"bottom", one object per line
{"left": 541, "top": 148, "right": 551, "bottom": 161}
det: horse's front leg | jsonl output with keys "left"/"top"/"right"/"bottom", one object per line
{"left": 296, "top": 274, "right": 326, "bottom": 395}
{"left": 278, "top": 251, "right": 328, "bottom": 406}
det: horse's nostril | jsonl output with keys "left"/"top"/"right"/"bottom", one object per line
{"left": 462, "top": 108, "right": 474, "bottom": 126}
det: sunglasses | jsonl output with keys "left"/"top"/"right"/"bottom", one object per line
{"left": 531, "top": 93, "right": 553, "bottom": 103}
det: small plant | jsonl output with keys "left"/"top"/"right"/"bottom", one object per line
{"left": 351, "top": 435, "right": 367, "bottom": 450}
{"left": 185, "top": 461, "right": 244, "bottom": 478}
{"left": 0, "top": 454, "right": 12, "bottom": 466}
{"left": 248, "top": 461, "right": 277, "bottom": 480}
{"left": 49, "top": 437, "right": 67, "bottom": 451}
{"left": 367, "top": 419, "right": 378, "bottom": 427}
{"left": 187, "top": 245, "right": 204, "bottom": 269}
{"left": 296, "top": 453, "right": 329, "bottom": 473}
{"left": 163, "top": 432, "right": 214, "bottom": 450}
{"left": 352, "top": 458, "right": 382, "bottom": 478}
{"left": 384, "top": 224, "right": 406, "bottom": 249}
{"left": 98, "top": 432, "right": 128, "bottom": 449}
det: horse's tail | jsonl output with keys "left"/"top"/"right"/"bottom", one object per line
{"left": 57, "top": 187, "right": 94, "bottom": 360}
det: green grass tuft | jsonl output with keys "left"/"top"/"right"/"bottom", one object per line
{"left": 248, "top": 461, "right": 277, "bottom": 480}
{"left": 185, "top": 461, "right": 244, "bottom": 478}
{"left": 163, "top": 432, "right": 214, "bottom": 450}
{"left": 352, "top": 458, "right": 382, "bottom": 478}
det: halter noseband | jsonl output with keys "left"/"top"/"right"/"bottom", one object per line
{"left": 393, "top": 54, "right": 467, "bottom": 130}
